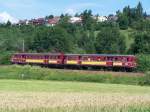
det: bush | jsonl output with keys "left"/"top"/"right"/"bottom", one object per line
{"left": 0, "top": 51, "right": 13, "bottom": 65}
{"left": 137, "top": 54, "right": 150, "bottom": 72}
{"left": 0, "top": 65, "right": 144, "bottom": 85}
{"left": 139, "top": 72, "right": 150, "bottom": 85}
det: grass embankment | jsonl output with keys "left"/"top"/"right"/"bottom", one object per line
{"left": 0, "top": 65, "right": 145, "bottom": 85}
{"left": 0, "top": 80, "right": 150, "bottom": 112}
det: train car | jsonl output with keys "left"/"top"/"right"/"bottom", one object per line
{"left": 47, "top": 53, "right": 64, "bottom": 65}
{"left": 11, "top": 53, "right": 26, "bottom": 64}
{"left": 80, "top": 54, "right": 107, "bottom": 66}
{"left": 11, "top": 53, "right": 137, "bottom": 71}
{"left": 11, "top": 53, "right": 64, "bottom": 65}
{"left": 64, "top": 54, "right": 80, "bottom": 65}
{"left": 79, "top": 54, "right": 137, "bottom": 69}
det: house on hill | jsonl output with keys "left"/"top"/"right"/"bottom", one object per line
{"left": 46, "top": 17, "right": 60, "bottom": 26}
{"left": 108, "top": 15, "right": 118, "bottom": 22}
{"left": 69, "top": 17, "right": 82, "bottom": 24}
{"left": 93, "top": 16, "right": 108, "bottom": 22}
{"left": 146, "top": 15, "right": 150, "bottom": 20}
{"left": 28, "top": 18, "right": 45, "bottom": 25}
{"left": 18, "top": 19, "right": 28, "bottom": 25}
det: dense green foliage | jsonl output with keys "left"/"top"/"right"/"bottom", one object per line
{"left": 137, "top": 55, "right": 150, "bottom": 72}
{"left": 0, "top": 51, "right": 13, "bottom": 64}
{"left": 96, "top": 27, "right": 126, "bottom": 54}
{"left": 141, "top": 71, "right": 150, "bottom": 85}
{"left": 0, "top": 65, "right": 146, "bottom": 85}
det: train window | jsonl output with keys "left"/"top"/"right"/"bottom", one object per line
{"left": 39, "top": 56, "right": 42, "bottom": 59}
{"left": 38, "top": 56, "right": 41, "bottom": 59}
{"left": 28, "top": 55, "right": 31, "bottom": 58}
{"left": 50, "top": 56, "right": 58, "bottom": 59}
{"left": 123, "top": 57, "right": 127, "bottom": 62}
{"left": 127, "top": 57, "right": 132, "bottom": 62}
{"left": 118, "top": 57, "right": 122, "bottom": 61}
{"left": 101, "top": 57, "right": 106, "bottom": 61}
{"left": 45, "top": 55, "right": 49, "bottom": 59}
{"left": 107, "top": 57, "right": 113, "bottom": 61}
{"left": 67, "top": 56, "right": 77, "bottom": 60}
{"left": 91, "top": 57, "right": 97, "bottom": 61}
{"left": 114, "top": 57, "right": 118, "bottom": 61}
{"left": 30, "top": 55, "right": 34, "bottom": 59}
{"left": 89, "top": 57, "right": 93, "bottom": 61}
{"left": 82, "top": 57, "right": 88, "bottom": 61}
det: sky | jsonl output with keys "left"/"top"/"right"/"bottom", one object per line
{"left": 0, "top": 0, "right": 150, "bottom": 23}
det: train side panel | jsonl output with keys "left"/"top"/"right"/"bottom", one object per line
{"left": 11, "top": 53, "right": 137, "bottom": 70}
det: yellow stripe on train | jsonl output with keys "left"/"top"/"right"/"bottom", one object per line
{"left": 66, "top": 61, "right": 78, "bottom": 64}
{"left": 49, "top": 60, "right": 57, "bottom": 64}
{"left": 26, "top": 59, "right": 44, "bottom": 63}
{"left": 81, "top": 61, "right": 106, "bottom": 65}
{"left": 113, "top": 62, "right": 123, "bottom": 66}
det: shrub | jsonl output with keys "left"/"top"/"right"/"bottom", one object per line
{"left": 0, "top": 51, "right": 13, "bottom": 65}
{"left": 139, "top": 72, "right": 150, "bottom": 85}
{"left": 137, "top": 54, "right": 150, "bottom": 72}
{"left": 0, "top": 65, "right": 144, "bottom": 85}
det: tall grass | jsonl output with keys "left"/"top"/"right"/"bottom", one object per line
{"left": 0, "top": 65, "right": 144, "bottom": 85}
{"left": 0, "top": 106, "right": 150, "bottom": 112}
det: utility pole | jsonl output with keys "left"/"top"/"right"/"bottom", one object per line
{"left": 22, "top": 39, "right": 25, "bottom": 52}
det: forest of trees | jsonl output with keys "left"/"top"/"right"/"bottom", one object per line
{"left": 0, "top": 2, "right": 150, "bottom": 55}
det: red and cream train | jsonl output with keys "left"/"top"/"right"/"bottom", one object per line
{"left": 11, "top": 53, "right": 137, "bottom": 71}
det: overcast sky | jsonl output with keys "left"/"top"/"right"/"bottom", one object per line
{"left": 0, "top": 0, "right": 150, "bottom": 23}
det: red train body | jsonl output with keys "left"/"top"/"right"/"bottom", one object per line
{"left": 11, "top": 53, "right": 137, "bottom": 70}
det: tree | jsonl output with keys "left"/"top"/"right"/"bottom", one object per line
{"left": 6, "top": 20, "right": 11, "bottom": 26}
{"left": 49, "top": 27, "right": 74, "bottom": 52}
{"left": 117, "top": 14, "right": 129, "bottom": 30}
{"left": 96, "top": 27, "right": 126, "bottom": 54}
{"left": 132, "top": 19, "right": 150, "bottom": 31}
{"left": 60, "top": 14, "right": 65, "bottom": 18}
{"left": 78, "top": 31, "right": 96, "bottom": 53}
{"left": 75, "top": 13, "right": 80, "bottom": 17}
{"left": 143, "top": 11, "right": 147, "bottom": 19}
{"left": 123, "top": 6, "right": 130, "bottom": 16}
{"left": 31, "top": 26, "right": 73, "bottom": 53}
{"left": 58, "top": 15, "right": 77, "bottom": 34}
{"left": 45, "top": 15, "right": 54, "bottom": 19}
{"left": 130, "top": 32, "right": 150, "bottom": 54}
{"left": 136, "top": 2, "right": 143, "bottom": 19}
{"left": 81, "top": 10, "right": 95, "bottom": 30}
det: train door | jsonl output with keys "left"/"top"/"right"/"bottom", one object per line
{"left": 45, "top": 55, "right": 49, "bottom": 64}
{"left": 22, "top": 55, "right": 26, "bottom": 63}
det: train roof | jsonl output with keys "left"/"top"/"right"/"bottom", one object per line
{"left": 13, "top": 53, "right": 135, "bottom": 57}
{"left": 65, "top": 54, "right": 135, "bottom": 57}
{"left": 13, "top": 53, "right": 62, "bottom": 55}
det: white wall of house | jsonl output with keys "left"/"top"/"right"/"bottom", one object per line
{"left": 97, "top": 16, "right": 107, "bottom": 22}
{"left": 70, "top": 17, "right": 82, "bottom": 23}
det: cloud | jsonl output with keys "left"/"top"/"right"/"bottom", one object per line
{"left": 0, "top": 12, "right": 18, "bottom": 23}
{"left": 65, "top": 9, "right": 76, "bottom": 15}
{"left": 65, "top": 2, "right": 102, "bottom": 15}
